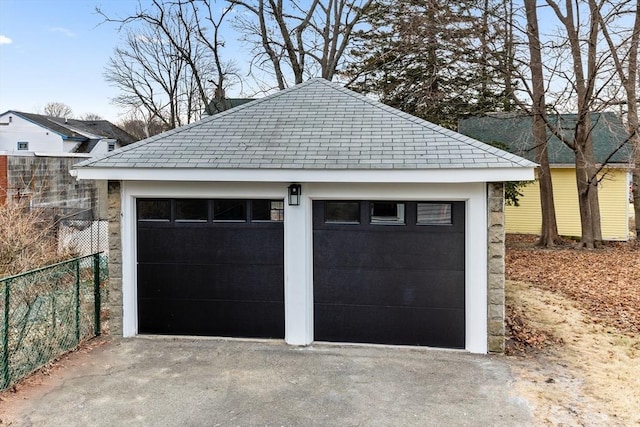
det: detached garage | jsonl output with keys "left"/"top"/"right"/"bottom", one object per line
{"left": 72, "top": 79, "right": 535, "bottom": 353}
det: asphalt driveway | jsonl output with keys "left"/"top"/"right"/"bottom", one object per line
{"left": 4, "top": 337, "right": 532, "bottom": 426}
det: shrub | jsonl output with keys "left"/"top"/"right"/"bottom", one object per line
{"left": 0, "top": 200, "right": 75, "bottom": 277}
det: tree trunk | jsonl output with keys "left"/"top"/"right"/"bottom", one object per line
{"left": 536, "top": 131, "right": 560, "bottom": 247}
{"left": 584, "top": 135, "right": 602, "bottom": 243}
{"left": 575, "top": 146, "right": 595, "bottom": 248}
{"left": 502, "top": 0, "right": 514, "bottom": 112}
{"left": 634, "top": 168, "right": 640, "bottom": 238}
{"left": 627, "top": 1, "right": 640, "bottom": 239}
{"left": 524, "top": 0, "right": 560, "bottom": 247}
{"left": 573, "top": 112, "right": 602, "bottom": 248}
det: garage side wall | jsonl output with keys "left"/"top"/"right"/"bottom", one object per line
{"left": 487, "top": 182, "right": 506, "bottom": 353}
{"left": 108, "top": 181, "right": 124, "bottom": 336}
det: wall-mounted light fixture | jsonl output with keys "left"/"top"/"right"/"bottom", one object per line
{"left": 288, "top": 183, "right": 301, "bottom": 206}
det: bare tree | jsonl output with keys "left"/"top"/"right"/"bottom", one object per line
{"left": 118, "top": 113, "right": 168, "bottom": 141}
{"left": 499, "top": 0, "right": 614, "bottom": 247}
{"left": 105, "top": 23, "right": 194, "bottom": 129}
{"left": 523, "top": 0, "right": 561, "bottom": 247}
{"left": 98, "top": 0, "right": 239, "bottom": 123}
{"left": 229, "top": 0, "right": 373, "bottom": 89}
{"left": 79, "top": 113, "right": 103, "bottom": 121}
{"left": 43, "top": 102, "right": 73, "bottom": 118}
{"left": 527, "top": 0, "right": 628, "bottom": 248}
{"left": 598, "top": 0, "right": 640, "bottom": 238}
{"left": 492, "top": 1, "right": 634, "bottom": 247}
{"left": 550, "top": 0, "right": 603, "bottom": 247}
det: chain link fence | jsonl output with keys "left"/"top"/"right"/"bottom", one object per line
{"left": 0, "top": 253, "right": 107, "bottom": 391}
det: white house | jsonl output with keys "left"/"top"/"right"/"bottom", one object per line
{"left": 72, "top": 79, "right": 536, "bottom": 354}
{"left": 0, "top": 110, "right": 135, "bottom": 155}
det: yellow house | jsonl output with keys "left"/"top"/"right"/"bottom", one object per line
{"left": 505, "top": 167, "right": 630, "bottom": 240}
{"left": 459, "top": 112, "right": 633, "bottom": 241}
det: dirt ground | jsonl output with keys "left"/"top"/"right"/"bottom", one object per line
{"left": 505, "top": 235, "right": 640, "bottom": 426}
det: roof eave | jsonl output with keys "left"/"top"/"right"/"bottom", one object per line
{"left": 72, "top": 165, "right": 536, "bottom": 184}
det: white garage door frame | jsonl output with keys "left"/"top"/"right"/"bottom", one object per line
{"left": 118, "top": 180, "right": 488, "bottom": 354}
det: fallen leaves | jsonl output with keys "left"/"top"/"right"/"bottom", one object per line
{"left": 506, "top": 234, "right": 640, "bottom": 337}
{"left": 505, "top": 278, "right": 640, "bottom": 425}
{"left": 505, "top": 301, "right": 560, "bottom": 355}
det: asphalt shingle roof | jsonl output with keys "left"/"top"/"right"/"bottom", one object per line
{"left": 75, "top": 79, "right": 535, "bottom": 170}
{"left": 458, "top": 112, "right": 633, "bottom": 165}
{"left": 10, "top": 111, "right": 137, "bottom": 146}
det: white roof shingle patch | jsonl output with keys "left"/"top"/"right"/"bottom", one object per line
{"left": 74, "top": 79, "right": 536, "bottom": 171}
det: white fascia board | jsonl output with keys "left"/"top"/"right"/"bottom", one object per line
{"left": 74, "top": 166, "right": 535, "bottom": 183}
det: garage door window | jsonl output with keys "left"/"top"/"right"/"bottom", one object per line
{"left": 176, "top": 199, "right": 208, "bottom": 222}
{"left": 417, "top": 203, "right": 452, "bottom": 225}
{"left": 370, "top": 202, "right": 405, "bottom": 225}
{"left": 252, "top": 200, "right": 284, "bottom": 221}
{"left": 213, "top": 200, "right": 246, "bottom": 222}
{"left": 325, "top": 201, "right": 360, "bottom": 224}
{"left": 138, "top": 200, "right": 171, "bottom": 221}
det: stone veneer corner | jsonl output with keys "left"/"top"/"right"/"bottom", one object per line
{"left": 487, "top": 182, "right": 506, "bottom": 353}
{"left": 107, "top": 181, "right": 123, "bottom": 336}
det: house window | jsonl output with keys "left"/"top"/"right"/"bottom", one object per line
{"left": 252, "top": 200, "right": 284, "bottom": 221}
{"left": 370, "top": 202, "right": 405, "bottom": 225}
{"left": 17, "top": 141, "right": 28, "bottom": 150}
{"left": 213, "top": 199, "right": 246, "bottom": 221}
{"left": 325, "top": 201, "right": 360, "bottom": 224}
{"left": 417, "top": 203, "right": 452, "bottom": 225}
{"left": 108, "top": 142, "right": 116, "bottom": 152}
{"left": 137, "top": 199, "right": 171, "bottom": 221}
{"left": 175, "top": 199, "right": 208, "bottom": 222}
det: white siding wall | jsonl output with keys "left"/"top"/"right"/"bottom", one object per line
{"left": 90, "top": 139, "right": 120, "bottom": 155}
{"left": 0, "top": 113, "right": 64, "bottom": 152}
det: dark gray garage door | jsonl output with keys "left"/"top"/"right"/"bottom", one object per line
{"left": 136, "top": 199, "right": 285, "bottom": 338}
{"left": 313, "top": 201, "right": 465, "bottom": 348}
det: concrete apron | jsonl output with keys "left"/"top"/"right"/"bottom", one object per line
{"left": 7, "top": 337, "right": 532, "bottom": 426}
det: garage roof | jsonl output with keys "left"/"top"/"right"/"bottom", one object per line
{"left": 75, "top": 79, "right": 535, "bottom": 173}
{"left": 73, "top": 79, "right": 535, "bottom": 183}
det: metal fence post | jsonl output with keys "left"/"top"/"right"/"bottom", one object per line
{"left": 93, "top": 253, "right": 101, "bottom": 336}
{"left": 2, "top": 280, "right": 10, "bottom": 389}
{"left": 75, "top": 260, "right": 80, "bottom": 345}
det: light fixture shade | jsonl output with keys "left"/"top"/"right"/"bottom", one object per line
{"left": 288, "top": 183, "right": 301, "bottom": 206}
